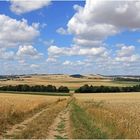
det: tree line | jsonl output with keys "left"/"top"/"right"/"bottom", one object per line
{"left": 75, "top": 84, "right": 140, "bottom": 93}
{"left": 1, "top": 84, "right": 140, "bottom": 93}
{"left": 0, "top": 84, "right": 69, "bottom": 93}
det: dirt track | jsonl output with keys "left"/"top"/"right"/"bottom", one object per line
{"left": 47, "top": 107, "right": 71, "bottom": 139}
{"left": 2, "top": 106, "right": 50, "bottom": 139}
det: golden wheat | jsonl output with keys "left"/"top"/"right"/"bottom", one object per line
{"left": 0, "top": 93, "right": 67, "bottom": 134}
{"left": 75, "top": 93, "right": 140, "bottom": 138}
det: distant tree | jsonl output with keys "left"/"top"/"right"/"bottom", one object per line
{"left": 46, "top": 85, "right": 57, "bottom": 92}
{"left": 21, "top": 84, "right": 30, "bottom": 91}
{"left": 58, "top": 86, "right": 69, "bottom": 93}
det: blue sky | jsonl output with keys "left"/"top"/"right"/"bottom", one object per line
{"left": 0, "top": 0, "right": 140, "bottom": 75}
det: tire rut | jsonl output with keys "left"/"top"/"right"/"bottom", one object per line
{"left": 47, "top": 107, "right": 70, "bottom": 139}
{"left": 2, "top": 106, "right": 50, "bottom": 139}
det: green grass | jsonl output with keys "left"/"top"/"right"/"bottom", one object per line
{"left": 70, "top": 100, "right": 108, "bottom": 139}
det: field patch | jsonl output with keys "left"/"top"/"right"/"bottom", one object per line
{"left": 70, "top": 100, "right": 107, "bottom": 139}
{"left": 0, "top": 93, "right": 68, "bottom": 138}
{"left": 1, "top": 75, "right": 139, "bottom": 91}
{"left": 0, "top": 92, "right": 140, "bottom": 139}
{"left": 75, "top": 93, "right": 140, "bottom": 138}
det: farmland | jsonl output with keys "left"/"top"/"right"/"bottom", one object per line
{"left": 0, "top": 74, "right": 140, "bottom": 139}
{"left": 0, "top": 74, "right": 140, "bottom": 91}
{"left": 73, "top": 93, "right": 140, "bottom": 139}
{"left": 0, "top": 93, "right": 68, "bottom": 138}
{"left": 1, "top": 0, "right": 140, "bottom": 139}
{"left": 0, "top": 91, "right": 140, "bottom": 139}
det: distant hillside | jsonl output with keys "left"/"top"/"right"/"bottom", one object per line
{"left": 70, "top": 74, "right": 85, "bottom": 78}
{"left": 0, "top": 75, "right": 19, "bottom": 79}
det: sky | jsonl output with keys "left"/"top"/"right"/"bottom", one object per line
{"left": 0, "top": 0, "right": 140, "bottom": 75}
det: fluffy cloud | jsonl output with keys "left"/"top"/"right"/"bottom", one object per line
{"left": 63, "top": 60, "right": 87, "bottom": 66}
{"left": 116, "top": 44, "right": 135, "bottom": 57}
{"left": 48, "top": 45, "right": 107, "bottom": 57}
{"left": 115, "top": 55, "right": 139, "bottom": 63}
{"left": 47, "top": 44, "right": 109, "bottom": 67}
{"left": 0, "top": 14, "right": 39, "bottom": 48}
{"left": 46, "top": 0, "right": 140, "bottom": 74}
{"left": 63, "top": 60, "right": 73, "bottom": 65}
{"left": 46, "top": 57, "right": 57, "bottom": 63}
{"left": 2, "top": 0, "right": 140, "bottom": 74}
{"left": 67, "top": 0, "right": 140, "bottom": 48}
{"left": 0, "top": 48, "right": 14, "bottom": 60}
{"left": 46, "top": 43, "right": 140, "bottom": 74}
{"left": 10, "top": 0, "right": 51, "bottom": 14}
{"left": 0, "top": 14, "right": 42, "bottom": 74}
{"left": 115, "top": 44, "right": 140, "bottom": 63}
{"left": 17, "top": 45, "right": 43, "bottom": 59}
{"left": 74, "top": 38, "right": 102, "bottom": 48}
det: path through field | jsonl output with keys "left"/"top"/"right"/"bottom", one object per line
{"left": 1, "top": 99, "right": 71, "bottom": 139}
{"left": 47, "top": 107, "right": 71, "bottom": 139}
{"left": 3, "top": 106, "right": 50, "bottom": 139}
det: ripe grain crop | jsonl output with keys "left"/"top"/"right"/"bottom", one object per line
{"left": 0, "top": 93, "right": 67, "bottom": 135}
{"left": 12, "top": 99, "right": 68, "bottom": 139}
{"left": 75, "top": 93, "right": 140, "bottom": 139}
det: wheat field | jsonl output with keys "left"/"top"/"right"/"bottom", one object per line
{"left": 75, "top": 93, "right": 140, "bottom": 138}
{"left": 0, "top": 92, "right": 140, "bottom": 139}
{"left": 0, "top": 93, "right": 67, "bottom": 135}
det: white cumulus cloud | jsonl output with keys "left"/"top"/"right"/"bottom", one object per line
{"left": 115, "top": 44, "right": 140, "bottom": 63}
{"left": 17, "top": 45, "right": 43, "bottom": 59}
{"left": 10, "top": 0, "right": 51, "bottom": 14}
{"left": 0, "top": 14, "right": 39, "bottom": 48}
{"left": 67, "top": 0, "right": 140, "bottom": 48}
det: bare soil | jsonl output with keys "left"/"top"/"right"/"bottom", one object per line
{"left": 47, "top": 107, "right": 71, "bottom": 139}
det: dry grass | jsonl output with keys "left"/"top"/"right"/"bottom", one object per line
{"left": 0, "top": 93, "right": 67, "bottom": 135}
{"left": 11, "top": 99, "right": 68, "bottom": 139}
{"left": 75, "top": 93, "right": 140, "bottom": 138}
